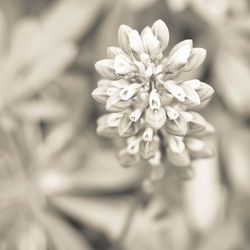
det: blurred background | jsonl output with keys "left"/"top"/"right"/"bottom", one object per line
{"left": 0, "top": 0, "right": 249, "bottom": 249}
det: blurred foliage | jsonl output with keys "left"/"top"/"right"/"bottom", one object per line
{"left": 0, "top": 0, "right": 249, "bottom": 250}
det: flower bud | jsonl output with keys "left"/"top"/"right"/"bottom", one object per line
{"left": 182, "top": 79, "right": 201, "bottom": 89}
{"left": 168, "top": 39, "right": 193, "bottom": 58}
{"left": 164, "top": 80, "right": 186, "bottom": 102}
{"left": 113, "top": 54, "right": 136, "bottom": 75}
{"left": 118, "top": 112, "right": 141, "bottom": 137}
{"left": 187, "top": 112, "right": 207, "bottom": 135}
{"left": 165, "top": 106, "right": 179, "bottom": 120}
{"left": 91, "top": 86, "right": 112, "bottom": 104}
{"left": 196, "top": 82, "right": 214, "bottom": 104}
{"left": 106, "top": 92, "right": 131, "bottom": 111}
{"left": 141, "top": 27, "right": 162, "bottom": 60}
{"left": 96, "top": 114, "right": 119, "bottom": 137}
{"left": 167, "top": 43, "right": 192, "bottom": 72}
{"left": 149, "top": 89, "right": 161, "bottom": 111}
{"left": 193, "top": 122, "right": 215, "bottom": 137}
{"left": 145, "top": 107, "right": 166, "bottom": 129}
{"left": 95, "top": 59, "right": 120, "bottom": 80}
{"left": 118, "top": 24, "right": 133, "bottom": 54}
{"left": 129, "top": 30, "right": 145, "bottom": 55}
{"left": 107, "top": 113, "right": 123, "bottom": 127}
{"left": 142, "top": 127, "right": 154, "bottom": 142}
{"left": 107, "top": 46, "right": 125, "bottom": 59}
{"left": 182, "top": 84, "right": 200, "bottom": 106}
{"left": 184, "top": 48, "right": 207, "bottom": 71}
{"left": 152, "top": 19, "right": 170, "bottom": 51}
{"left": 129, "top": 108, "right": 142, "bottom": 122}
{"left": 119, "top": 83, "right": 140, "bottom": 100}
{"left": 165, "top": 113, "right": 188, "bottom": 136}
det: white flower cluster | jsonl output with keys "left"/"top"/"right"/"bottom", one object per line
{"left": 92, "top": 20, "right": 214, "bottom": 178}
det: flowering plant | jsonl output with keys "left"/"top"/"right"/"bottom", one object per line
{"left": 93, "top": 20, "right": 214, "bottom": 182}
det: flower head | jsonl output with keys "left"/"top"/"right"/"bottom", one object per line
{"left": 93, "top": 20, "right": 214, "bottom": 179}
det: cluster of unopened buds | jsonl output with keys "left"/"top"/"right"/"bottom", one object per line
{"left": 92, "top": 19, "right": 215, "bottom": 181}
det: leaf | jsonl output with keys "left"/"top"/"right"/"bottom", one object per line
{"left": 38, "top": 210, "right": 92, "bottom": 250}
{"left": 198, "top": 221, "right": 243, "bottom": 250}
{"left": 51, "top": 195, "right": 132, "bottom": 239}
{"left": 126, "top": 0, "right": 158, "bottom": 11}
{"left": 42, "top": 0, "right": 104, "bottom": 44}
{"left": 36, "top": 121, "right": 75, "bottom": 164}
{"left": 12, "top": 99, "right": 68, "bottom": 122}
{"left": 26, "top": 43, "right": 77, "bottom": 89}
{"left": 2, "top": 43, "right": 77, "bottom": 105}
{"left": 16, "top": 222, "right": 47, "bottom": 250}
{"left": 166, "top": 0, "right": 189, "bottom": 12}
{"left": 125, "top": 197, "right": 171, "bottom": 250}
{"left": 221, "top": 130, "right": 250, "bottom": 194}
{"left": 214, "top": 48, "right": 250, "bottom": 115}
{"left": 68, "top": 147, "right": 142, "bottom": 192}
{"left": 9, "top": 18, "right": 44, "bottom": 69}
{"left": 0, "top": 10, "right": 7, "bottom": 57}
{"left": 57, "top": 73, "right": 92, "bottom": 128}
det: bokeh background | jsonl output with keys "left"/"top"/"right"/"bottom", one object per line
{"left": 0, "top": 0, "right": 250, "bottom": 249}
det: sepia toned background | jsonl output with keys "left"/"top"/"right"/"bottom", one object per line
{"left": 0, "top": 0, "right": 249, "bottom": 249}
